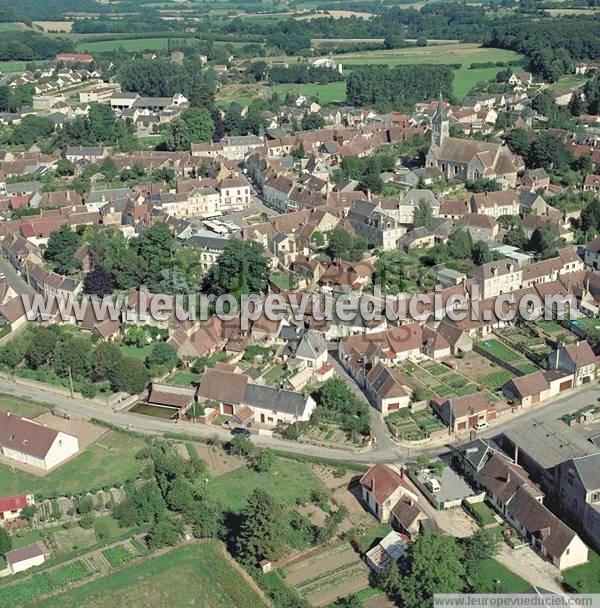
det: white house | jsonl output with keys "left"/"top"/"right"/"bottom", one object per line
{"left": 0, "top": 411, "right": 79, "bottom": 471}
{"left": 5, "top": 543, "right": 46, "bottom": 574}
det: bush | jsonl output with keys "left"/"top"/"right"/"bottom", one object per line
{"left": 79, "top": 513, "right": 95, "bottom": 529}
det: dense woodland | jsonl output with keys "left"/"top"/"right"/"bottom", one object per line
{"left": 346, "top": 65, "right": 454, "bottom": 108}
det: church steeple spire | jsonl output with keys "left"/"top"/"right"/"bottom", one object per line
{"left": 432, "top": 93, "right": 449, "bottom": 146}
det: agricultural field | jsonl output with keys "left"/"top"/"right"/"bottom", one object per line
{"left": 330, "top": 44, "right": 524, "bottom": 100}
{"left": 76, "top": 37, "right": 185, "bottom": 53}
{"left": 0, "top": 560, "right": 92, "bottom": 608}
{"left": 0, "top": 430, "right": 147, "bottom": 496}
{"left": 206, "top": 457, "right": 326, "bottom": 513}
{"left": 283, "top": 542, "right": 372, "bottom": 606}
{"left": 30, "top": 541, "right": 267, "bottom": 608}
{"left": 0, "top": 22, "right": 31, "bottom": 31}
{"left": 272, "top": 81, "right": 347, "bottom": 105}
{"left": 496, "top": 326, "right": 553, "bottom": 358}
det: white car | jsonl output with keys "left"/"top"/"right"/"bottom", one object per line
{"left": 0, "top": 273, "right": 6, "bottom": 281}
{"left": 473, "top": 420, "right": 489, "bottom": 431}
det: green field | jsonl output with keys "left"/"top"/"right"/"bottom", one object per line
{"left": 272, "top": 81, "right": 347, "bottom": 104}
{"left": 76, "top": 38, "right": 174, "bottom": 52}
{"left": 0, "top": 431, "right": 146, "bottom": 496}
{"left": 477, "top": 370, "right": 514, "bottom": 390}
{"left": 207, "top": 457, "right": 326, "bottom": 513}
{"left": 31, "top": 542, "right": 268, "bottom": 608}
{"left": 0, "top": 61, "right": 34, "bottom": 73}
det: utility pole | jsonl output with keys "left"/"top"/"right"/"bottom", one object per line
{"left": 68, "top": 365, "right": 74, "bottom": 398}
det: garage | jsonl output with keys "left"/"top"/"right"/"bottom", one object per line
{"left": 468, "top": 415, "right": 480, "bottom": 427}
{"left": 457, "top": 421, "right": 467, "bottom": 431}
{"left": 387, "top": 403, "right": 400, "bottom": 411}
{"left": 559, "top": 379, "right": 573, "bottom": 392}
{"left": 223, "top": 403, "right": 234, "bottom": 415}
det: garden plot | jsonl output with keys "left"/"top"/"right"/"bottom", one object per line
{"left": 535, "top": 319, "right": 578, "bottom": 344}
{"left": 449, "top": 351, "right": 513, "bottom": 397}
{"left": 285, "top": 543, "right": 371, "bottom": 607}
{"left": 497, "top": 327, "right": 552, "bottom": 358}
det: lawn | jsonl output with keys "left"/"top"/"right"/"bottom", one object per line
{"left": 207, "top": 457, "right": 326, "bottom": 513}
{"left": 358, "top": 521, "right": 392, "bottom": 552}
{"left": 270, "top": 270, "right": 297, "bottom": 290}
{"left": 0, "top": 393, "right": 50, "bottom": 418}
{"left": 536, "top": 319, "right": 564, "bottom": 334}
{"left": 117, "top": 344, "right": 154, "bottom": 361}
{"left": 261, "top": 364, "right": 288, "bottom": 386}
{"left": 0, "top": 431, "right": 147, "bottom": 496}
{"left": 272, "top": 81, "right": 347, "bottom": 105}
{"left": 563, "top": 550, "right": 600, "bottom": 592}
{"left": 471, "top": 558, "right": 530, "bottom": 593}
{"left": 31, "top": 541, "right": 268, "bottom": 608}
{"left": 476, "top": 338, "right": 521, "bottom": 362}
{"left": 165, "top": 370, "right": 199, "bottom": 387}
{"left": 0, "top": 60, "right": 37, "bottom": 73}
{"left": 466, "top": 500, "right": 496, "bottom": 526}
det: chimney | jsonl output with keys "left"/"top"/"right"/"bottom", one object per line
{"left": 371, "top": 476, "right": 376, "bottom": 492}
{"left": 514, "top": 443, "right": 519, "bottom": 463}
{"left": 505, "top": 472, "right": 511, "bottom": 483}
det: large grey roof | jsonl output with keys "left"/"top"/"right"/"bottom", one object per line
{"left": 244, "top": 384, "right": 311, "bottom": 416}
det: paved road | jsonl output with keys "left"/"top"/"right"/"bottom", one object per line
{"left": 2, "top": 374, "right": 600, "bottom": 465}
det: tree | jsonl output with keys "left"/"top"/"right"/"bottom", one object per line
{"left": 181, "top": 107, "right": 214, "bottom": 143}
{"left": 447, "top": 227, "right": 473, "bottom": 260}
{"left": 472, "top": 241, "right": 492, "bottom": 265}
{"left": 190, "top": 498, "right": 223, "bottom": 539}
{"left": 99, "top": 157, "right": 117, "bottom": 181}
{"left": 166, "top": 477, "right": 196, "bottom": 515}
{"left": 77, "top": 495, "right": 95, "bottom": 514}
{"left": 528, "top": 223, "right": 559, "bottom": 259}
{"left": 413, "top": 199, "right": 433, "bottom": 230}
{"left": 389, "top": 533, "right": 465, "bottom": 608}
{"left": 327, "top": 228, "right": 367, "bottom": 262}
{"left": 55, "top": 157, "right": 76, "bottom": 176}
{"left": 333, "top": 595, "right": 362, "bottom": 608}
{"left": 148, "top": 517, "right": 183, "bottom": 550}
{"left": 91, "top": 342, "right": 123, "bottom": 383}
{"left": 0, "top": 528, "right": 11, "bottom": 555}
{"left": 44, "top": 225, "right": 81, "bottom": 274}
{"left": 0, "top": 85, "right": 10, "bottom": 111}
{"left": 228, "top": 434, "right": 255, "bottom": 457}
{"left": 211, "top": 108, "right": 226, "bottom": 141}
{"left": 26, "top": 327, "right": 59, "bottom": 369}
{"left": 235, "top": 489, "right": 286, "bottom": 565}
{"left": 203, "top": 239, "right": 269, "bottom": 297}
{"left": 461, "top": 529, "right": 500, "bottom": 578}
{"left": 83, "top": 266, "right": 115, "bottom": 297}
{"left": 109, "top": 357, "right": 150, "bottom": 393}
{"left": 503, "top": 223, "right": 528, "bottom": 249}
{"left": 145, "top": 342, "right": 178, "bottom": 375}
{"left": 161, "top": 118, "right": 190, "bottom": 151}
{"left": 301, "top": 112, "right": 325, "bottom": 131}
{"left": 568, "top": 92, "right": 585, "bottom": 117}
{"left": 504, "top": 128, "right": 531, "bottom": 158}
{"left": 53, "top": 337, "right": 92, "bottom": 379}
{"left": 251, "top": 448, "right": 276, "bottom": 473}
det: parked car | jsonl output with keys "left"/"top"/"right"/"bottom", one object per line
{"left": 231, "top": 427, "right": 251, "bottom": 438}
{"left": 473, "top": 420, "right": 489, "bottom": 431}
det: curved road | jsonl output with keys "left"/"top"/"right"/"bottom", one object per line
{"left": 1, "top": 376, "right": 599, "bottom": 465}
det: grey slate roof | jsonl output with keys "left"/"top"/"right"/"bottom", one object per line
{"left": 244, "top": 384, "right": 311, "bottom": 416}
{"left": 572, "top": 453, "right": 600, "bottom": 491}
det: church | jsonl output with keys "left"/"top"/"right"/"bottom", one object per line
{"left": 425, "top": 95, "right": 523, "bottom": 188}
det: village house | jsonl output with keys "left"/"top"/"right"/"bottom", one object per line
{"left": 359, "top": 463, "right": 420, "bottom": 523}
{"left": 363, "top": 362, "right": 411, "bottom": 415}
{"left": 347, "top": 200, "right": 404, "bottom": 250}
{"left": 196, "top": 367, "right": 316, "bottom": 429}
{"left": 469, "top": 191, "right": 520, "bottom": 218}
{"left": 476, "top": 454, "right": 588, "bottom": 570}
{"left": 0, "top": 494, "right": 34, "bottom": 525}
{"left": 4, "top": 543, "right": 47, "bottom": 574}
{"left": 555, "top": 453, "right": 600, "bottom": 553}
{"left": 0, "top": 410, "right": 79, "bottom": 471}
{"left": 547, "top": 341, "right": 599, "bottom": 386}
{"left": 432, "top": 391, "right": 497, "bottom": 433}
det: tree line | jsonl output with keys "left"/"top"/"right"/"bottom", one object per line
{"left": 346, "top": 64, "right": 454, "bottom": 108}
